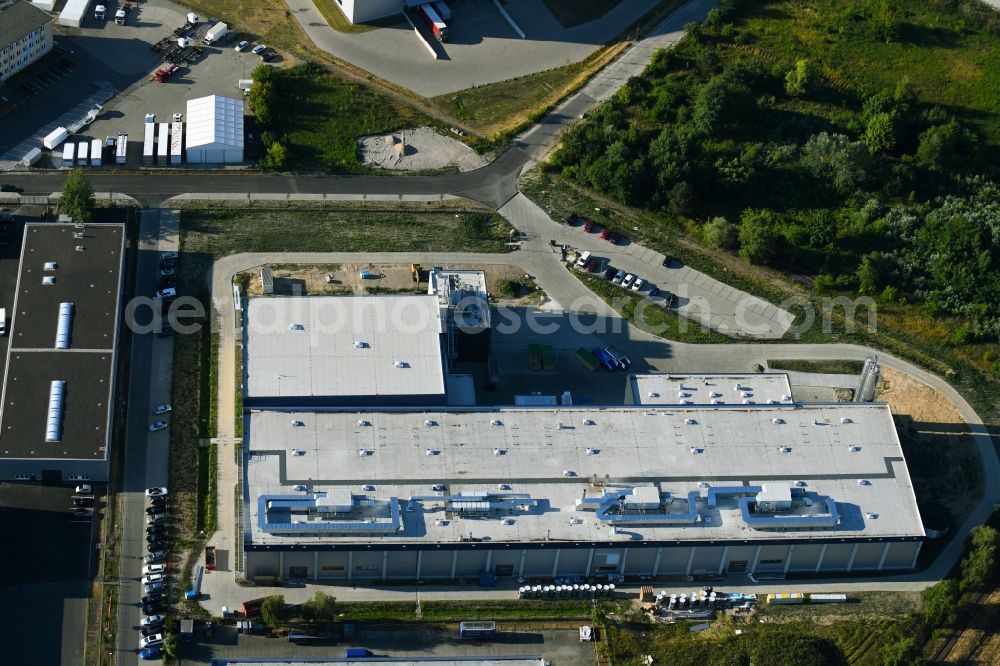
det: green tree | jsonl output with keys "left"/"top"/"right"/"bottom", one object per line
{"left": 703, "top": 216, "right": 737, "bottom": 249}
{"left": 921, "top": 579, "right": 959, "bottom": 628}
{"left": 863, "top": 112, "right": 897, "bottom": 154}
{"left": 801, "top": 133, "right": 870, "bottom": 195}
{"left": 251, "top": 63, "right": 275, "bottom": 83}
{"left": 784, "top": 59, "right": 816, "bottom": 96}
{"left": 917, "top": 123, "right": 977, "bottom": 171}
{"left": 261, "top": 141, "right": 287, "bottom": 170}
{"left": 667, "top": 181, "right": 695, "bottom": 217}
{"left": 880, "top": 635, "right": 920, "bottom": 666}
{"left": 248, "top": 81, "right": 275, "bottom": 127}
{"left": 60, "top": 168, "right": 95, "bottom": 223}
{"left": 857, "top": 253, "right": 880, "bottom": 295}
{"left": 162, "top": 633, "right": 178, "bottom": 658}
{"left": 960, "top": 525, "right": 998, "bottom": 593}
{"left": 260, "top": 595, "right": 288, "bottom": 628}
{"left": 806, "top": 209, "right": 837, "bottom": 248}
{"left": 691, "top": 75, "right": 748, "bottom": 135}
{"left": 301, "top": 591, "right": 338, "bottom": 624}
{"left": 738, "top": 208, "right": 778, "bottom": 264}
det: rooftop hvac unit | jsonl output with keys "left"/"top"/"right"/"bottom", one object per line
{"left": 424, "top": 419, "right": 437, "bottom": 426}
{"left": 841, "top": 417, "right": 853, "bottom": 423}
{"left": 357, "top": 420, "right": 371, "bottom": 427}
{"left": 491, "top": 419, "right": 502, "bottom": 426}
{"left": 772, "top": 418, "right": 785, "bottom": 424}
{"left": 55, "top": 302, "right": 74, "bottom": 349}
{"left": 43, "top": 276, "right": 56, "bottom": 285}
{"left": 44, "top": 262, "right": 57, "bottom": 271}
{"left": 45, "top": 380, "right": 66, "bottom": 442}
{"left": 685, "top": 418, "right": 697, "bottom": 425}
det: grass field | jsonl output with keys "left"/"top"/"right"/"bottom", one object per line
{"left": 766, "top": 359, "right": 865, "bottom": 375}
{"left": 335, "top": 599, "right": 597, "bottom": 622}
{"left": 543, "top": 0, "right": 624, "bottom": 28}
{"left": 312, "top": 0, "right": 378, "bottom": 34}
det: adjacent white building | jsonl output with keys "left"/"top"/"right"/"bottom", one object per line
{"left": 333, "top": 0, "right": 406, "bottom": 24}
{"left": 0, "top": 1, "right": 53, "bottom": 85}
{"left": 185, "top": 95, "right": 244, "bottom": 164}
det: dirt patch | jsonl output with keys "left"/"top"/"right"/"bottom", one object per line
{"left": 240, "top": 262, "right": 543, "bottom": 305}
{"left": 877, "top": 366, "right": 980, "bottom": 523}
{"left": 358, "top": 127, "right": 488, "bottom": 172}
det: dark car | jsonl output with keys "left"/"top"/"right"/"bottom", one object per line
{"left": 73, "top": 497, "right": 95, "bottom": 507}
{"left": 0, "top": 184, "right": 21, "bottom": 193}
{"left": 147, "top": 524, "right": 166, "bottom": 535}
{"left": 140, "top": 624, "right": 163, "bottom": 637}
{"left": 603, "top": 267, "right": 617, "bottom": 280}
{"left": 145, "top": 505, "right": 164, "bottom": 515}
{"left": 141, "top": 594, "right": 163, "bottom": 606}
{"left": 141, "top": 602, "right": 164, "bottom": 614}
{"left": 607, "top": 231, "right": 623, "bottom": 244}
{"left": 159, "top": 258, "right": 176, "bottom": 269}
{"left": 259, "top": 49, "right": 276, "bottom": 62}
{"left": 149, "top": 496, "right": 167, "bottom": 507}
{"left": 146, "top": 534, "right": 165, "bottom": 545}
{"left": 583, "top": 218, "right": 594, "bottom": 232}
{"left": 156, "top": 276, "right": 176, "bottom": 289}
{"left": 662, "top": 290, "right": 676, "bottom": 306}
{"left": 585, "top": 257, "right": 599, "bottom": 273}
{"left": 564, "top": 214, "right": 579, "bottom": 225}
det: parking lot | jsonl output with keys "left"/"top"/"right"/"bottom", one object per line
{"left": 0, "top": 483, "right": 99, "bottom": 666}
{"left": 1, "top": 0, "right": 263, "bottom": 168}
{"left": 290, "top": 0, "right": 662, "bottom": 97}
{"left": 175, "top": 624, "right": 593, "bottom": 665}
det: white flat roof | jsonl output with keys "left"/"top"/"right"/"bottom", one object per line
{"left": 246, "top": 295, "right": 446, "bottom": 400}
{"left": 245, "top": 404, "right": 924, "bottom": 546}
{"left": 185, "top": 95, "right": 244, "bottom": 150}
{"left": 629, "top": 373, "right": 793, "bottom": 406}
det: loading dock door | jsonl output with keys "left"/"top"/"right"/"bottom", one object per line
{"left": 41, "top": 469, "right": 62, "bottom": 484}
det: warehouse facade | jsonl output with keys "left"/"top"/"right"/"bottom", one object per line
{"left": 0, "top": 1, "right": 53, "bottom": 85}
{"left": 242, "top": 403, "right": 925, "bottom": 582}
{"left": 0, "top": 223, "right": 126, "bottom": 482}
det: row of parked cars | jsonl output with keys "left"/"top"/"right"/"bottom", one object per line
{"left": 72, "top": 484, "right": 95, "bottom": 520}
{"left": 156, "top": 252, "right": 178, "bottom": 338}
{"left": 138, "top": 486, "right": 169, "bottom": 659}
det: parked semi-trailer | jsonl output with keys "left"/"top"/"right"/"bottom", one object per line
{"left": 418, "top": 3, "right": 448, "bottom": 42}
{"left": 116, "top": 132, "right": 128, "bottom": 164}
{"left": 203, "top": 21, "right": 229, "bottom": 45}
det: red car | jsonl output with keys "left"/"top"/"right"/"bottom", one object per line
{"left": 585, "top": 257, "right": 599, "bottom": 272}
{"left": 583, "top": 218, "right": 595, "bottom": 232}
{"left": 599, "top": 228, "right": 610, "bottom": 240}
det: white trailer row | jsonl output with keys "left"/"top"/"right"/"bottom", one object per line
{"left": 55, "top": 139, "right": 105, "bottom": 168}
{"left": 42, "top": 119, "right": 184, "bottom": 167}
{"left": 142, "top": 120, "right": 184, "bottom": 164}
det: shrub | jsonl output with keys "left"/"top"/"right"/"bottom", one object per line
{"left": 784, "top": 59, "right": 816, "bottom": 96}
{"left": 738, "top": 208, "right": 778, "bottom": 264}
{"left": 921, "top": 579, "right": 959, "bottom": 628}
{"left": 703, "top": 216, "right": 737, "bottom": 249}
{"left": 495, "top": 278, "right": 522, "bottom": 298}
{"left": 863, "top": 112, "right": 897, "bottom": 154}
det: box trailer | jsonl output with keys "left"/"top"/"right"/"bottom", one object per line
{"left": 77, "top": 141, "right": 89, "bottom": 165}
{"left": 143, "top": 123, "right": 156, "bottom": 165}
{"left": 418, "top": 3, "right": 448, "bottom": 42}
{"left": 766, "top": 593, "right": 805, "bottom": 605}
{"left": 22, "top": 147, "right": 42, "bottom": 167}
{"left": 90, "top": 139, "right": 103, "bottom": 166}
{"left": 157, "top": 123, "right": 170, "bottom": 163}
{"left": 203, "top": 22, "right": 229, "bottom": 45}
{"left": 61, "top": 142, "right": 75, "bottom": 167}
{"left": 43, "top": 127, "right": 70, "bottom": 150}
{"left": 115, "top": 133, "right": 128, "bottom": 164}
{"left": 170, "top": 122, "right": 183, "bottom": 164}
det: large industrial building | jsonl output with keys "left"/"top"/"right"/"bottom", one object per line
{"left": 244, "top": 294, "right": 447, "bottom": 408}
{"left": 0, "top": 223, "right": 126, "bottom": 482}
{"left": 242, "top": 402, "right": 925, "bottom": 582}
{"left": 0, "top": 1, "right": 53, "bottom": 85}
{"left": 332, "top": 0, "right": 407, "bottom": 25}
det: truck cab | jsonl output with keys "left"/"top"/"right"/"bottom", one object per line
{"left": 94, "top": 4, "right": 105, "bottom": 19}
{"left": 115, "top": 9, "right": 126, "bottom": 24}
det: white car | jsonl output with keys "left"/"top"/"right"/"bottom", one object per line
{"left": 141, "top": 614, "right": 164, "bottom": 627}
{"left": 141, "top": 574, "right": 163, "bottom": 585}
{"left": 621, "top": 274, "right": 635, "bottom": 288}
{"left": 148, "top": 421, "right": 167, "bottom": 432}
{"left": 142, "top": 564, "right": 166, "bottom": 576}
{"left": 234, "top": 40, "right": 250, "bottom": 52}
{"left": 75, "top": 484, "right": 92, "bottom": 494}
{"left": 251, "top": 44, "right": 266, "bottom": 55}
{"left": 145, "top": 487, "right": 167, "bottom": 498}
{"left": 631, "top": 278, "right": 645, "bottom": 292}
{"left": 152, "top": 404, "right": 171, "bottom": 415}
{"left": 155, "top": 287, "right": 176, "bottom": 300}
{"left": 139, "top": 634, "right": 163, "bottom": 649}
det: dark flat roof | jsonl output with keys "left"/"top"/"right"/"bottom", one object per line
{"left": 0, "top": 1, "right": 52, "bottom": 47}
{"left": 0, "top": 222, "right": 124, "bottom": 461}
{"left": 10, "top": 224, "right": 124, "bottom": 351}
{"left": 0, "top": 351, "right": 114, "bottom": 460}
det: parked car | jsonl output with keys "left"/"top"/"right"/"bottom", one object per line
{"left": 583, "top": 218, "right": 594, "bottom": 232}
{"left": 648, "top": 285, "right": 660, "bottom": 297}
{"left": 604, "top": 345, "right": 631, "bottom": 370}
{"left": 603, "top": 267, "right": 617, "bottom": 280}
{"left": 139, "top": 645, "right": 163, "bottom": 660}
{"left": 234, "top": 40, "right": 250, "bottom": 52}
{"left": 621, "top": 274, "right": 635, "bottom": 288}
{"left": 156, "top": 276, "right": 176, "bottom": 289}
{"left": 146, "top": 535, "right": 165, "bottom": 546}
{"left": 159, "top": 252, "right": 178, "bottom": 260}
{"left": 144, "top": 551, "right": 166, "bottom": 564}
{"left": 159, "top": 257, "right": 176, "bottom": 269}
{"left": 149, "top": 496, "right": 167, "bottom": 507}
{"left": 140, "top": 624, "right": 162, "bottom": 637}
{"left": 72, "top": 508, "right": 93, "bottom": 519}
{"left": 142, "top": 565, "right": 166, "bottom": 576}
{"left": 251, "top": 44, "right": 266, "bottom": 55}
{"left": 141, "top": 593, "right": 163, "bottom": 606}
{"left": 155, "top": 287, "right": 176, "bottom": 299}
{"left": 585, "top": 257, "right": 599, "bottom": 273}
{"left": 259, "top": 49, "right": 276, "bottom": 62}
{"left": 146, "top": 513, "right": 166, "bottom": 525}
{"left": 143, "top": 581, "right": 164, "bottom": 594}
{"left": 612, "top": 269, "right": 625, "bottom": 284}
{"left": 564, "top": 214, "right": 579, "bottom": 225}
{"left": 146, "top": 525, "right": 166, "bottom": 536}
{"left": 141, "top": 613, "right": 165, "bottom": 627}
{"left": 146, "top": 487, "right": 168, "bottom": 497}
{"left": 141, "top": 603, "right": 163, "bottom": 616}
{"left": 631, "top": 278, "right": 645, "bottom": 292}
{"left": 0, "top": 184, "right": 22, "bottom": 192}
{"left": 141, "top": 574, "right": 163, "bottom": 585}
{"left": 73, "top": 497, "right": 95, "bottom": 507}
{"left": 139, "top": 633, "right": 163, "bottom": 649}
{"left": 608, "top": 231, "right": 624, "bottom": 244}
{"left": 75, "top": 484, "right": 92, "bottom": 494}
{"left": 148, "top": 420, "right": 167, "bottom": 432}
{"left": 599, "top": 228, "right": 610, "bottom": 240}
{"left": 160, "top": 268, "right": 175, "bottom": 278}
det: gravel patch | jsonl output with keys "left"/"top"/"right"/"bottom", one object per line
{"left": 358, "top": 127, "right": 487, "bottom": 172}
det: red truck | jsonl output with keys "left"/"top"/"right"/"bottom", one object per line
{"left": 153, "top": 64, "right": 179, "bottom": 83}
{"left": 205, "top": 545, "right": 216, "bottom": 570}
{"left": 418, "top": 3, "right": 449, "bottom": 42}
